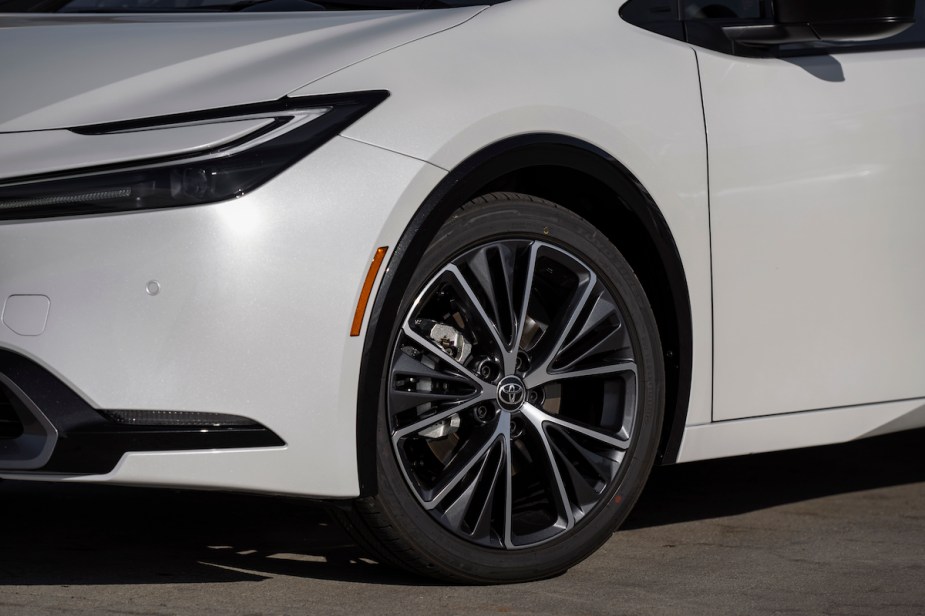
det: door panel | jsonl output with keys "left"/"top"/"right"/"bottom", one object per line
{"left": 702, "top": 48, "right": 925, "bottom": 420}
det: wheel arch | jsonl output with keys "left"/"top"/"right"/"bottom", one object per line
{"left": 356, "top": 134, "right": 693, "bottom": 496}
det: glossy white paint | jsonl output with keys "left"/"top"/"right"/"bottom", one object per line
{"left": 0, "top": 136, "right": 445, "bottom": 496}
{"left": 678, "top": 397, "right": 925, "bottom": 463}
{"left": 294, "top": 0, "right": 715, "bottom": 427}
{"left": 702, "top": 47, "right": 925, "bottom": 420}
{"left": 0, "top": 9, "right": 483, "bottom": 131}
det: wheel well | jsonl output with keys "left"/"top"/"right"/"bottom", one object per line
{"left": 462, "top": 166, "right": 686, "bottom": 465}
{"left": 356, "top": 135, "right": 692, "bottom": 496}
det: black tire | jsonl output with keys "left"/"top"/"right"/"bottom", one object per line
{"left": 340, "top": 193, "right": 664, "bottom": 584}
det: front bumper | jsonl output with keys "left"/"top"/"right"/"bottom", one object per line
{"left": 0, "top": 135, "right": 445, "bottom": 497}
{"left": 0, "top": 350, "right": 283, "bottom": 473}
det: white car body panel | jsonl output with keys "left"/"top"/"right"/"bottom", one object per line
{"left": 0, "top": 9, "right": 482, "bottom": 132}
{"left": 702, "top": 48, "right": 925, "bottom": 420}
{"left": 678, "top": 398, "right": 925, "bottom": 463}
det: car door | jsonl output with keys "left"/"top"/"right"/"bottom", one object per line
{"left": 691, "top": 1, "right": 925, "bottom": 420}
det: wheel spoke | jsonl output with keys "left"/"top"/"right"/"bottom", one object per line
{"left": 392, "top": 394, "right": 492, "bottom": 440}
{"left": 444, "top": 264, "right": 512, "bottom": 369}
{"left": 550, "top": 287, "right": 633, "bottom": 371}
{"left": 501, "top": 427, "right": 515, "bottom": 549}
{"left": 392, "top": 349, "right": 479, "bottom": 388}
{"left": 557, "top": 292, "right": 621, "bottom": 359}
{"left": 401, "top": 323, "right": 491, "bottom": 389}
{"left": 420, "top": 419, "right": 507, "bottom": 511}
{"left": 515, "top": 404, "right": 576, "bottom": 542}
{"left": 527, "top": 270, "right": 597, "bottom": 380}
{"left": 389, "top": 347, "right": 482, "bottom": 416}
{"left": 389, "top": 389, "right": 469, "bottom": 415}
{"left": 556, "top": 327, "right": 627, "bottom": 370}
{"left": 460, "top": 244, "right": 518, "bottom": 354}
{"left": 549, "top": 425, "right": 621, "bottom": 481}
{"left": 525, "top": 359, "right": 637, "bottom": 390}
{"left": 512, "top": 241, "right": 540, "bottom": 357}
{"left": 546, "top": 425, "right": 621, "bottom": 515}
{"left": 440, "top": 425, "right": 508, "bottom": 545}
{"left": 521, "top": 402, "right": 629, "bottom": 450}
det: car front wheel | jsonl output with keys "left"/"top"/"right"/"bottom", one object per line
{"left": 340, "top": 193, "right": 664, "bottom": 583}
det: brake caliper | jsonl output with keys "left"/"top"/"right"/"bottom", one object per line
{"left": 411, "top": 319, "right": 475, "bottom": 440}
{"left": 416, "top": 319, "right": 472, "bottom": 365}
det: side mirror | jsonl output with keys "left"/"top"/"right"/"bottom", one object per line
{"left": 724, "top": 0, "right": 916, "bottom": 46}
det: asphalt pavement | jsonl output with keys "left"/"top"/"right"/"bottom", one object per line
{"left": 1, "top": 428, "right": 923, "bottom": 615}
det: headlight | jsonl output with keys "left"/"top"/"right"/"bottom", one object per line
{"left": 0, "top": 91, "right": 388, "bottom": 220}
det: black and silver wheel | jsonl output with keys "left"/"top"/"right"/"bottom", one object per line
{"left": 342, "top": 193, "right": 664, "bottom": 583}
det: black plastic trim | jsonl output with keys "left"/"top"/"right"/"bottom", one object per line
{"left": 0, "top": 349, "right": 285, "bottom": 475}
{"left": 621, "top": 0, "right": 924, "bottom": 57}
{"left": 0, "top": 375, "right": 58, "bottom": 469}
{"left": 355, "top": 134, "right": 694, "bottom": 496}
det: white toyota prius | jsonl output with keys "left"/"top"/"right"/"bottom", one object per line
{"left": 0, "top": 0, "right": 922, "bottom": 583}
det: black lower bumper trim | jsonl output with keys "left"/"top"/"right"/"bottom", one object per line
{"left": 43, "top": 425, "right": 283, "bottom": 474}
{"left": 0, "top": 349, "right": 285, "bottom": 475}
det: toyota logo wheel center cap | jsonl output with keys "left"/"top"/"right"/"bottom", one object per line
{"left": 496, "top": 375, "right": 527, "bottom": 412}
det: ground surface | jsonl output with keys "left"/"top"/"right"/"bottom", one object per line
{"left": 1, "top": 428, "right": 923, "bottom": 615}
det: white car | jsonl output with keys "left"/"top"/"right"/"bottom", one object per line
{"left": 1, "top": 0, "right": 922, "bottom": 583}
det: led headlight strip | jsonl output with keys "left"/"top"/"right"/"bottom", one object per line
{"left": 0, "top": 91, "right": 388, "bottom": 220}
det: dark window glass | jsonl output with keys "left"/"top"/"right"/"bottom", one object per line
{"left": 620, "top": 0, "right": 685, "bottom": 41}
{"left": 683, "top": 0, "right": 762, "bottom": 20}
{"left": 779, "top": 0, "right": 925, "bottom": 54}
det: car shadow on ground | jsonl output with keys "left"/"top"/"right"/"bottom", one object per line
{"left": 624, "top": 425, "right": 925, "bottom": 530}
{"left": 1, "top": 427, "right": 923, "bottom": 587}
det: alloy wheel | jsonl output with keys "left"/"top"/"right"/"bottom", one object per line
{"left": 388, "top": 239, "right": 639, "bottom": 549}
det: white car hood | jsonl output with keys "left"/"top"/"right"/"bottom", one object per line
{"left": 0, "top": 9, "right": 483, "bottom": 133}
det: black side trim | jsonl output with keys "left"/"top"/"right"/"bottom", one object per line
{"left": 0, "top": 350, "right": 284, "bottom": 475}
{"left": 356, "top": 134, "right": 693, "bottom": 496}
{"left": 44, "top": 424, "right": 283, "bottom": 474}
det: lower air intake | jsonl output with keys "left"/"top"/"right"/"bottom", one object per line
{"left": 0, "top": 374, "right": 57, "bottom": 470}
{"left": 0, "top": 381, "right": 25, "bottom": 440}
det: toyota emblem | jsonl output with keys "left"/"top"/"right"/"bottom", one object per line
{"left": 496, "top": 376, "right": 527, "bottom": 411}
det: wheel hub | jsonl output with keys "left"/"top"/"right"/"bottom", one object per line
{"left": 496, "top": 375, "right": 527, "bottom": 412}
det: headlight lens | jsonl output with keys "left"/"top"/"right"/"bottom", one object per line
{"left": 0, "top": 91, "right": 387, "bottom": 220}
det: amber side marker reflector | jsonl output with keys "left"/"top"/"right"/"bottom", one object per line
{"left": 351, "top": 246, "right": 389, "bottom": 337}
